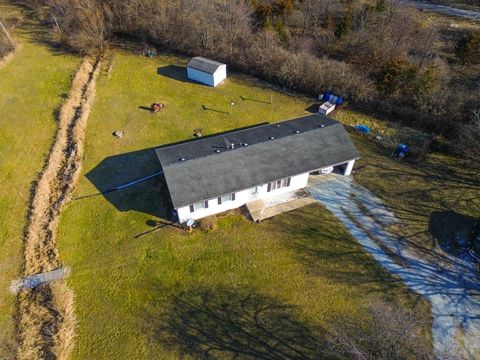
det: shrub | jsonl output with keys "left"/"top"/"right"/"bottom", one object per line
{"left": 329, "top": 300, "right": 432, "bottom": 359}
{"left": 334, "top": 9, "right": 352, "bottom": 38}
{"left": 455, "top": 30, "right": 480, "bottom": 65}
{"left": 198, "top": 216, "right": 218, "bottom": 231}
{"left": 376, "top": 57, "right": 441, "bottom": 108}
{"left": 376, "top": 57, "right": 420, "bottom": 97}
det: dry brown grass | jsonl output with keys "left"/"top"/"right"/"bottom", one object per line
{"left": 16, "top": 55, "right": 101, "bottom": 360}
{"left": 198, "top": 216, "right": 219, "bottom": 231}
{"left": 0, "top": 43, "right": 18, "bottom": 69}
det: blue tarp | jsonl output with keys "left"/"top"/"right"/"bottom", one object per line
{"left": 321, "top": 92, "right": 343, "bottom": 105}
{"left": 355, "top": 124, "right": 371, "bottom": 134}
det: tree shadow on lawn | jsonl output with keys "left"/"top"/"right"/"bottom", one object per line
{"left": 84, "top": 146, "right": 173, "bottom": 220}
{"left": 429, "top": 210, "right": 480, "bottom": 258}
{"left": 145, "top": 285, "right": 332, "bottom": 359}
{"left": 353, "top": 137, "right": 480, "bottom": 251}
{"left": 13, "top": 9, "right": 76, "bottom": 58}
{"left": 274, "top": 206, "right": 415, "bottom": 300}
{"left": 240, "top": 95, "right": 271, "bottom": 105}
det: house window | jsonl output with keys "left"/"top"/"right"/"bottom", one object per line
{"left": 190, "top": 200, "right": 209, "bottom": 212}
{"left": 267, "top": 177, "right": 291, "bottom": 192}
{"left": 218, "top": 193, "right": 235, "bottom": 205}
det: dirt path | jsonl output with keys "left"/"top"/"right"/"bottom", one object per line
{"left": 16, "top": 56, "right": 101, "bottom": 360}
{"left": 308, "top": 174, "right": 480, "bottom": 359}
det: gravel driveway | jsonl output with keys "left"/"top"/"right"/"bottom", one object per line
{"left": 308, "top": 174, "right": 480, "bottom": 359}
{"left": 399, "top": 0, "right": 480, "bottom": 21}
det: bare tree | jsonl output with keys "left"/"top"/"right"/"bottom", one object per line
{"left": 299, "top": 0, "right": 331, "bottom": 35}
{"left": 328, "top": 300, "right": 432, "bottom": 360}
{"left": 48, "top": 0, "right": 112, "bottom": 54}
{"left": 215, "top": 0, "right": 252, "bottom": 56}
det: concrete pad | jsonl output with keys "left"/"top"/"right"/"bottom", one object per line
{"left": 246, "top": 189, "right": 315, "bottom": 222}
{"left": 10, "top": 267, "right": 70, "bottom": 293}
{"left": 259, "top": 196, "right": 316, "bottom": 221}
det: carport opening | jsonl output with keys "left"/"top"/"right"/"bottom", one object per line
{"left": 333, "top": 163, "right": 346, "bottom": 174}
{"left": 310, "top": 161, "right": 354, "bottom": 176}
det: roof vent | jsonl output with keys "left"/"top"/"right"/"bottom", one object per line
{"left": 214, "top": 149, "right": 221, "bottom": 153}
{"left": 179, "top": 157, "right": 186, "bottom": 161}
{"left": 319, "top": 124, "right": 325, "bottom": 128}
{"left": 294, "top": 130, "right": 300, "bottom": 134}
{"left": 269, "top": 136, "right": 275, "bottom": 140}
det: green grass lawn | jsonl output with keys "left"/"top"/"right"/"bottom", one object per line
{"left": 58, "top": 51, "right": 432, "bottom": 359}
{"left": 0, "top": 1, "right": 80, "bottom": 355}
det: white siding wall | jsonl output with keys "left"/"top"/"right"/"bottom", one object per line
{"left": 187, "top": 67, "right": 215, "bottom": 87}
{"left": 343, "top": 159, "right": 355, "bottom": 176}
{"left": 187, "top": 65, "right": 227, "bottom": 87}
{"left": 176, "top": 172, "right": 309, "bottom": 223}
{"left": 212, "top": 65, "right": 227, "bottom": 87}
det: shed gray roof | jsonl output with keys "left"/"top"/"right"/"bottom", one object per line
{"left": 187, "top": 57, "right": 225, "bottom": 74}
{"left": 156, "top": 114, "right": 359, "bottom": 208}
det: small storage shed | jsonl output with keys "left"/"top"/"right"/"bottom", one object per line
{"left": 186, "top": 57, "right": 227, "bottom": 87}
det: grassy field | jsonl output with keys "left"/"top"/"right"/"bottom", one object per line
{"left": 57, "top": 51, "right": 433, "bottom": 359}
{"left": 0, "top": 2, "right": 80, "bottom": 355}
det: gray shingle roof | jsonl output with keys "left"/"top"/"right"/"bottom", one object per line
{"left": 156, "top": 114, "right": 359, "bottom": 208}
{"left": 187, "top": 57, "right": 225, "bottom": 74}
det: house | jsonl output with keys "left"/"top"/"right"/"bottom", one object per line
{"left": 186, "top": 57, "right": 227, "bottom": 87}
{"left": 156, "top": 114, "right": 359, "bottom": 223}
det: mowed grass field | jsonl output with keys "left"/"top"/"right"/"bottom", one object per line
{"left": 58, "top": 51, "right": 432, "bottom": 359}
{"left": 0, "top": 2, "right": 79, "bottom": 355}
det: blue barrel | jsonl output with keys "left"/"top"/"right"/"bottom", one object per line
{"left": 395, "top": 144, "right": 410, "bottom": 158}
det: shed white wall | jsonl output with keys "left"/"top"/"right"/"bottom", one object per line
{"left": 176, "top": 172, "right": 309, "bottom": 223}
{"left": 187, "top": 65, "right": 227, "bottom": 87}
{"left": 212, "top": 65, "right": 227, "bottom": 87}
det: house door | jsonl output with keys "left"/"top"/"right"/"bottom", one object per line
{"left": 249, "top": 186, "right": 259, "bottom": 200}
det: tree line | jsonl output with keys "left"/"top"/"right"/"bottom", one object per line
{"left": 23, "top": 0, "right": 480, "bottom": 156}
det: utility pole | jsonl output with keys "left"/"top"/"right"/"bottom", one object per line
{"left": 0, "top": 20, "right": 16, "bottom": 49}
